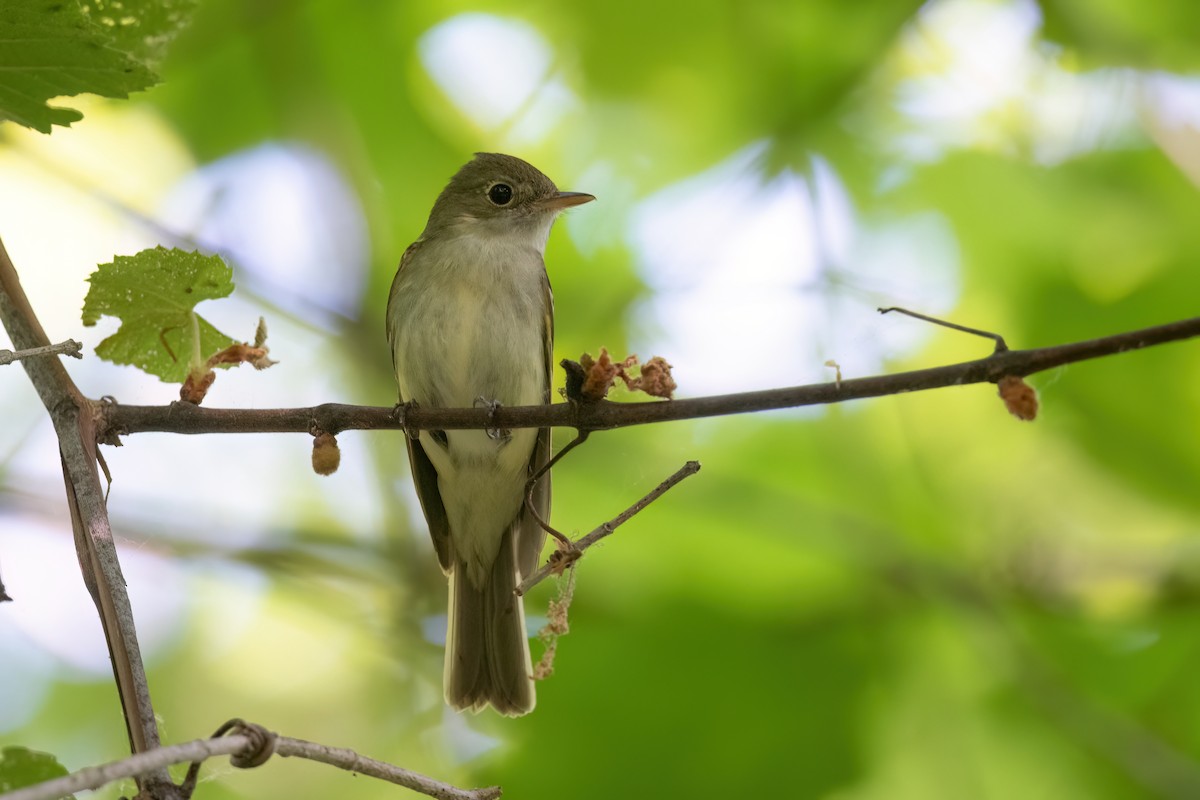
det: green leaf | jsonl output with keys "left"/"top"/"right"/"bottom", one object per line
{"left": 0, "top": 0, "right": 161, "bottom": 133}
{"left": 0, "top": 746, "right": 71, "bottom": 795}
{"left": 83, "top": 247, "right": 238, "bottom": 383}
{"left": 77, "top": 0, "right": 197, "bottom": 71}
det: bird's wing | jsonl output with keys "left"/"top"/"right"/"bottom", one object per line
{"left": 516, "top": 270, "right": 553, "bottom": 578}
{"left": 388, "top": 238, "right": 454, "bottom": 573}
{"left": 385, "top": 238, "right": 422, "bottom": 373}
{"left": 407, "top": 435, "right": 453, "bottom": 572}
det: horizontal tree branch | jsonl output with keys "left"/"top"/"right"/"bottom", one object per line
{"left": 0, "top": 722, "right": 499, "bottom": 800}
{"left": 99, "top": 315, "right": 1200, "bottom": 439}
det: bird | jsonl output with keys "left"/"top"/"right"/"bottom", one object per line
{"left": 386, "top": 153, "right": 594, "bottom": 715}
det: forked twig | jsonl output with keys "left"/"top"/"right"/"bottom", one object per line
{"left": 524, "top": 430, "right": 590, "bottom": 548}
{"left": 516, "top": 460, "right": 702, "bottom": 596}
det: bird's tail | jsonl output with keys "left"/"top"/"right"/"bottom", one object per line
{"left": 444, "top": 524, "right": 535, "bottom": 716}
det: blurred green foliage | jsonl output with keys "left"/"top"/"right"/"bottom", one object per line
{"left": 0, "top": 746, "right": 70, "bottom": 794}
{"left": 4, "top": 1, "right": 1200, "bottom": 799}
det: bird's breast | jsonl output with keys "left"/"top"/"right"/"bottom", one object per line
{"left": 391, "top": 236, "right": 548, "bottom": 413}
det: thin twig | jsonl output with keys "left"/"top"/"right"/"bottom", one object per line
{"left": 515, "top": 460, "right": 701, "bottom": 596}
{"left": 278, "top": 736, "right": 499, "bottom": 800}
{"left": 878, "top": 306, "right": 1009, "bottom": 352}
{"left": 0, "top": 724, "right": 500, "bottom": 800}
{"left": 0, "top": 339, "right": 83, "bottom": 365}
{"left": 99, "top": 316, "right": 1200, "bottom": 439}
{"left": 524, "top": 431, "right": 589, "bottom": 548}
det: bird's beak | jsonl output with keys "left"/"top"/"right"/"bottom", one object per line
{"left": 540, "top": 191, "right": 595, "bottom": 211}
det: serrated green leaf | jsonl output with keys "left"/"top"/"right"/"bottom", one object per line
{"left": 0, "top": 0, "right": 159, "bottom": 133}
{"left": 0, "top": 746, "right": 71, "bottom": 794}
{"left": 83, "top": 247, "right": 238, "bottom": 383}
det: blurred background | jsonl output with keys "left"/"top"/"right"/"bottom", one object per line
{"left": 2, "top": 0, "right": 1200, "bottom": 797}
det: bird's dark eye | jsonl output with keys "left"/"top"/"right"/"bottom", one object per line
{"left": 487, "top": 183, "right": 513, "bottom": 206}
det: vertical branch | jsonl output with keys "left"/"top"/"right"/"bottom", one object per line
{"left": 0, "top": 238, "right": 172, "bottom": 794}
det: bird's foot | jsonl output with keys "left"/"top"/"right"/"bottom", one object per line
{"left": 474, "top": 396, "right": 510, "bottom": 442}
{"left": 393, "top": 399, "right": 421, "bottom": 441}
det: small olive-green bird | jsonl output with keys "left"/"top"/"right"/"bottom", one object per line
{"left": 387, "top": 153, "right": 594, "bottom": 715}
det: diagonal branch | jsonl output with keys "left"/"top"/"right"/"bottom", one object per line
{"left": 98, "top": 315, "right": 1200, "bottom": 439}
{"left": 0, "top": 238, "right": 172, "bottom": 796}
